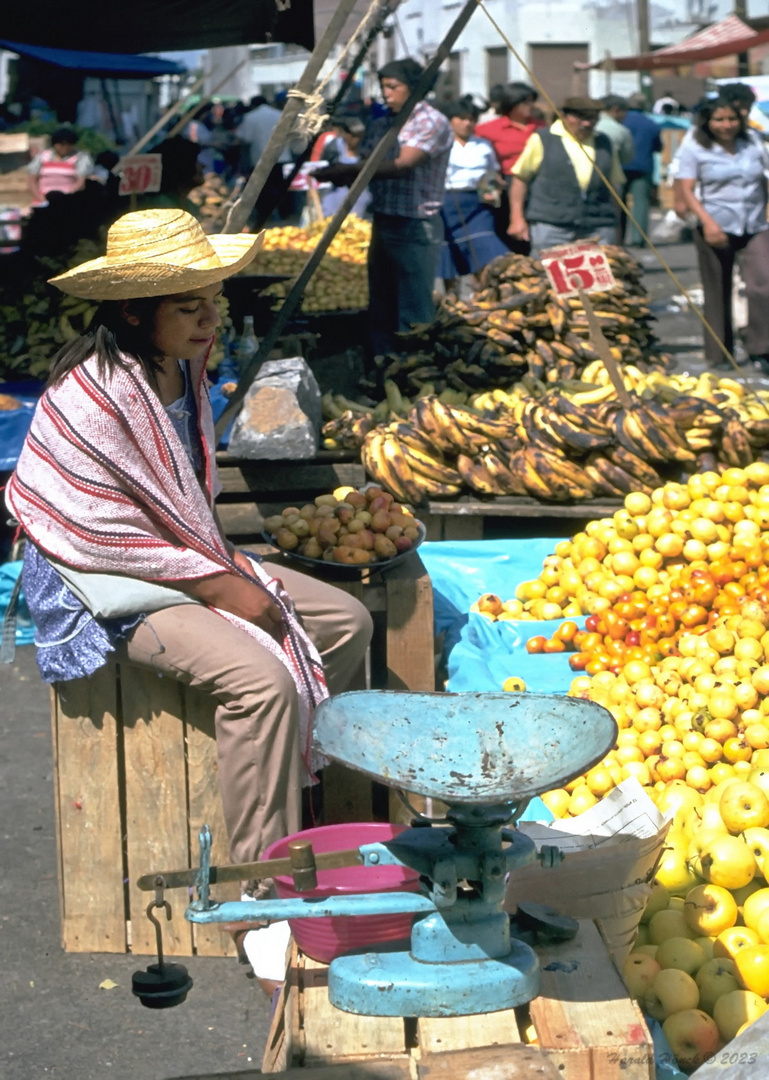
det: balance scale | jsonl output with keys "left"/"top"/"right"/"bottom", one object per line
{"left": 135, "top": 691, "right": 616, "bottom": 1016}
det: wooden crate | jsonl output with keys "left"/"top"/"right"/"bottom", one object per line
{"left": 262, "top": 921, "right": 654, "bottom": 1080}
{"left": 50, "top": 555, "right": 435, "bottom": 956}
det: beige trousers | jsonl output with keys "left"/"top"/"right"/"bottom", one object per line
{"left": 116, "top": 564, "right": 373, "bottom": 866}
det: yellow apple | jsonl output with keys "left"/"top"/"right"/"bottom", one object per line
{"left": 743, "top": 887, "right": 769, "bottom": 932}
{"left": 698, "top": 834, "right": 757, "bottom": 889}
{"left": 687, "top": 827, "right": 732, "bottom": 877}
{"left": 713, "top": 925, "right": 761, "bottom": 962}
{"left": 622, "top": 951, "right": 661, "bottom": 999}
{"left": 748, "top": 768, "right": 769, "bottom": 798}
{"left": 641, "top": 968, "right": 699, "bottom": 1021}
{"left": 683, "top": 883, "right": 738, "bottom": 936}
{"left": 742, "top": 827, "right": 769, "bottom": 882}
{"left": 695, "top": 936, "right": 716, "bottom": 961}
{"left": 636, "top": 944, "right": 659, "bottom": 959}
{"left": 695, "top": 957, "right": 740, "bottom": 1014}
{"left": 719, "top": 781, "right": 769, "bottom": 833}
{"left": 655, "top": 781, "right": 704, "bottom": 822}
{"left": 662, "top": 1009, "right": 721, "bottom": 1073}
{"left": 655, "top": 936, "right": 706, "bottom": 976}
{"left": 655, "top": 839, "right": 703, "bottom": 896}
{"left": 684, "top": 803, "right": 729, "bottom": 837}
{"left": 734, "top": 943, "right": 769, "bottom": 997}
{"left": 713, "top": 989, "right": 768, "bottom": 1042}
{"left": 648, "top": 908, "right": 697, "bottom": 945}
{"left": 641, "top": 881, "right": 670, "bottom": 924}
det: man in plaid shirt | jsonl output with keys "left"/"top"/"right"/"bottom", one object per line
{"left": 318, "top": 59, "right": 452, "bottom": 355}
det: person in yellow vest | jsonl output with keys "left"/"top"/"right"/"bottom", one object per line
{"left": 508, "top": 96, "right": 625, "bottom": 257}
{"left": 28, "top": 127, "right": 94, "bottom": 202}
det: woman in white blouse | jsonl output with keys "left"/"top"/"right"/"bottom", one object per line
{"left": 677, "top": 93, "right": 769, "bottom": 370}
{"left": 438, "top": 101, "right": 508, "bottom": 286}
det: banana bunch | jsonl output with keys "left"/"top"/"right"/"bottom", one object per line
{"left": 253, "top": 216, "right": 370, "bottom": 313}
{"left": 361, "top": 426, "right": 461, "bottom": 502}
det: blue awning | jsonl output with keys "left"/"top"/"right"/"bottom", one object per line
{"left": 0, "top": 41, "right": 185, "bottom": 77}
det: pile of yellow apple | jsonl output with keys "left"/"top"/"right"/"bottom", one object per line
{"left": 477, "top": 461, "right": 769, "bottom": 623}
{"left": 616, "top": 778, "right": 769, "bottom": 1071}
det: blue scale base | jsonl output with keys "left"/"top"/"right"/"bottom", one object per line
{"left": 328, "top": 939, "right": 540, "bottom": 1017}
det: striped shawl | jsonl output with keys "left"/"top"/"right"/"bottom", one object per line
{"left": 6, "top": 352, "right": 328, "bottom": 775}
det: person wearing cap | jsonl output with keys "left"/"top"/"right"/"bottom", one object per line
{"left": 595, "top": 96, "right": 635, "bottom": 167}
{"left": 620, "top": 93, "right": 662, "bottom": 247}
{"left": 5, "top": 208, "right": 373, "bottom": 990}
{"left": 317, "top": 58, "right": 453, "bottom": 355}
{"left": 509, "top": 96, "right": 625, "bottom": 256}
{"left": 28, "top": 126, "right": 94, "bottom": 202}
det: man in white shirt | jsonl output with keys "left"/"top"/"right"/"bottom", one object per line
{"left": 236, "top": 96, "right": 292, "bottom": 171}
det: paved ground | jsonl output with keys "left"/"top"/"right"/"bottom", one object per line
{"left": 0, "top": 232, "right": 755, "bottom": 1080}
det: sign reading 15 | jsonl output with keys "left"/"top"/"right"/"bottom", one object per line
{"left": 540, "top": 242, "right": 617, "bottom": 298}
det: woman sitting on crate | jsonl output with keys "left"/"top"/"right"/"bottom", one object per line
{"left": 5, "top": 207, "right": 373, "bottom": 987}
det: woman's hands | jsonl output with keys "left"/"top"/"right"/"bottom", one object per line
{"left": 173, "top": 570, "right": 284, "bottom": 640}
{"left": 703, "top": 218, "right": 728, "bottom": 248}
{"left": 507, "top": 217, "right": 530, "bottom": 241}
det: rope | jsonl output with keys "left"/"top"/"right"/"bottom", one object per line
{"left": 476, "top": 0, "right": 746, "bottom": 379}
{"left": 288, "top": 0, "right": 391, "bottom": 140}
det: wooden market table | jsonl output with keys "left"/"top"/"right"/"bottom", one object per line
{"left": 261, "top": 922, "right": 654, "bottom": 1080}
{"left": 213, "top": 451, "right": 624, "bottom": 543}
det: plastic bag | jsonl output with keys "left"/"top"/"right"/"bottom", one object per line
{"left": 649, "top": 208, "right": 687, "bottom": 244}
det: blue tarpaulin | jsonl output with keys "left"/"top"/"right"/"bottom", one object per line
{"left": 0, "top": 41, "right": 185, "bottom": 77}
{"left": 0, "top": 381, "right": 43, "bottom": 472}
{"left": 418, "top": 538, "right": 583, "bottom": 694}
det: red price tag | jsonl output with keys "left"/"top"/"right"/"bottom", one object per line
{"left": 118, "top": 153, "right": 163, "bottom": 196}
{"left": 540, "top": 242, "right": 616, "bottom": 298}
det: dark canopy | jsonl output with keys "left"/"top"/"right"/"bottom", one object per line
{"left": 1, "top": 0, "right": 315, "bottom": 54}
{"left": 0, "top": 41, "right": 185, "bottom": 77}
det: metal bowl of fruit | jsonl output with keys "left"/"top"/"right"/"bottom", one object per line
{"left": 261, "top": 487, "right": 426, "bottom": 575}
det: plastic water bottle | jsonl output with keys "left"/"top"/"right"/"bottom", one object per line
{"left": 236, "top": 315, "right": 259, "bottom": 376}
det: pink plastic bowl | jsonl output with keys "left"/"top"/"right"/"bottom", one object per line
{"left": 263, "top": 822, "right": 420, "bottom": 963}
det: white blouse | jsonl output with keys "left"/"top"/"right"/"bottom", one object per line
{"left": 445, "top": 135, "right": 500, "bottom": 191}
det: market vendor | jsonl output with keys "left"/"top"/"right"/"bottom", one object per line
{"left": 508, "top": 96, "right": 625, "bottom": 257}
{"left": 28, "top": 126, "right": 94, "bottom": 202}
{"left": 4, "top": 207, "right": 372, "bottom": 989}
{"left": 316, "top": 58, "right": 453, "bottom": 356}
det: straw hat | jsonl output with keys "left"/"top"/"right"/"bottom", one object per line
{"left": 48, "top": 209, "right": 264, "bottom": 300}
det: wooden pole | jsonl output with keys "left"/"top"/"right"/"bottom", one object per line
{"left": 167, "top": 57, "right": 251, "bottom": 139}
{"left": 215, "top": 0, "right": 481, "bottom": 440}
{"left": 734, "top": 0, "right": 750, "bottom": 76}
{"left": 637, "top": 0, "right": 652, "bottom": 104}
{"left": 121, "top": 72, "right": 207, "bottom": 159}
{"left": 223, "top": 0, "right": 362, "bottom": 235}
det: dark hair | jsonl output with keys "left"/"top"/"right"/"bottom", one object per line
{"left": 445, "top": 100, "right": 480, "bottom": 122}
{"left": 48, "top": 298, "right": 165, "bottom": 387}
{"left": 378, "top": 58, "right": 424, "bottom": 90}
{"left": 52, "top": 126, "right": 78, "bottom": 145}
{"left": 720, "top": 82, "right": 756, "bottom": 109}
{"left": 495, "top": 82, "right": 536, "bottom": 116}
{"left": 694, "top": 94, "right": 746, "bottom": 148}
{"left": 336, "top": 116, "right": 365, "bottom": 137}
{"left": 603, "top": 95, "right": 628, "bottom": 111}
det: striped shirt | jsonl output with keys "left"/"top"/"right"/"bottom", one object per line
{"left": 362, "top": 100, "right": 453, "bottom": 218}
{"left": 28, "top": 148, "right": 94, "bottom": 198}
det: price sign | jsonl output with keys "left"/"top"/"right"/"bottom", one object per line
{"left": 540, "top": 242, "right": 616, "bottom": 298}
{"left": 118, "top": 153, "right": 163, "bottom": 196}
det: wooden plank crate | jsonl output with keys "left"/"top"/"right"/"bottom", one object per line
{"left": 50, "top": 555, "right": 435, "bottom": 957}
{"left": 262, "top": 921, "right": 654, "bottom": 1080}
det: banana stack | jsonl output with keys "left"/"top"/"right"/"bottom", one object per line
{"left": 376, "top": 247, "right": 668, "bottom": 400}
{"left": 358, "top": 364, "right": 769, "bottom": 504}
{"left": 0, "top": 237, "right": 103, "bottom": 380}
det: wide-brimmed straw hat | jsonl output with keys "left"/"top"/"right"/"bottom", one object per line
{"left": 48, "top": 208, "right": 264, "bottom": 300}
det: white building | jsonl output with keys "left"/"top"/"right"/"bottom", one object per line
{"left": 242, "top": 0, "right": 739, "bottom": 108}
